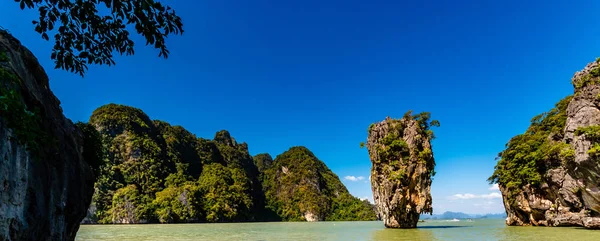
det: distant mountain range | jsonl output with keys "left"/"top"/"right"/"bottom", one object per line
{"left": 420, "top": 211, "right": 506, "bottom": 220}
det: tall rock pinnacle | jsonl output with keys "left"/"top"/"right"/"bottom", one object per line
{"left": 365, "top": 112, "right": 439, "bottom": 228}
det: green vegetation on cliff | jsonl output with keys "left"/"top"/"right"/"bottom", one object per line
{"left": 0, "top": 51, "right": 49, "bottom": 157}
{"left": 198, "top": 163, "right": 254, "bottom": 222}
{"left": 573, "top": 58, "right": 600, "bottom": 89}
{"left": 253, "top": 153, "right": 274, "bottom": 173}
{"left": 87, "top": 104, "right": 374, "bottom": 223}
{"left": 365, "top": 112, "right": 438, "bottom": 228}
{"left": 153, "top": 182, "right": 202, "bottom": 223}
{"left": 370, "top": 111, "right": 439, "bottom": 181}
{"left": 488, "top": 96, "right": 574, "bottom": 203}
{"left": 575, "top": 125, "right": 600, "bottom": 158}
{"left": 89, "top": 105, "right": 170, "bottom": 223}
{"left": 262, "top": 146, "right": 377, "bottom": 221}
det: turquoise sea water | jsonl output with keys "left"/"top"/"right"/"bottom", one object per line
{"left": 76, "top": 219, "right": 600, "bottom": 241}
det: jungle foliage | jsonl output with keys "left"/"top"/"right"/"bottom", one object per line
{"left": 261, "top": 146, "right": 377, "bottom": 221}
{"left": 86, "top": 104, "right": 376, "bottom": 223}
{"left": 488, "top": 96, "right": 574, "bottom": 203}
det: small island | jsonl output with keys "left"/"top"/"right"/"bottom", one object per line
{"left": 364, "top": 112, "right": 439, "bottom": 228}
{"left": 489, "top": 59, "right": 600, "bottom": 229}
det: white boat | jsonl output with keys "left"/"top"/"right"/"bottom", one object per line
{"left": 450, "top": 218, "right": 460, "bottom": 222}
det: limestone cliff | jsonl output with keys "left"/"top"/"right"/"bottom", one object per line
{"left": 261, "top": 146, "right": 377, "bottom": 221}
{"left": 366, "top": 112, "right": 439, "bottom": 228}
{"left": 490, "top": 59, "right": 600, "bottom": 229}
{"left": 87, "top": 104, "right": 269, "bottom": 223}
{"left": 88, "top": 104, "right": 174, "bottom": 224}
{"left": 0, "top": 30, "right": 97, "bottom": 240}
{"left": 84, "top": 104, "right": 377, "bottom": 224}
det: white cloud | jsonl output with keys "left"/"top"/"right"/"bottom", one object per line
{"left": 483, "top": 192, "right": 503, "bottom": 199}
{"left": 473, "top": 201, "right": 500, "bottom": 211}
{"left": 359, "top": 196, "right": 374, "bottom": 204}
{"left": 449, "top": 192, "right": 502, "bottom": 200}
{"left": 344, "top": 176, "right": 365, "bottom": 182}
{"left": 451, "top": 193, "right": 476, "bottom": 199}
{"left": 489, "top": 184, "right": 499, "bottom": 191}
{"left": 474, "top": 201, "right": 496, "bottom": 207}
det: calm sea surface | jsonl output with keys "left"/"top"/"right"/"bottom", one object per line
{"left": 76, "top": 219, "right": 600, "bottom": 241}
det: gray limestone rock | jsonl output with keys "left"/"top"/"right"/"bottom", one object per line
{"left": 498, "top": 59, "right": 600, "bottom": 229}
{"left": 367, "top": 115, "right": 436, "bottom": 228}
{"left": 0, "top": 30, "right": 95, "bottom": 240}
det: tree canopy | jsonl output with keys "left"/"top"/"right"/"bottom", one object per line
{"left": 14, "top": 0, "right": 184, "bottom": 76}
{"left": 488, "top": 96, "right": 574, "bottom": 203}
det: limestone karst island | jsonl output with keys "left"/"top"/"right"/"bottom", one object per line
{"left": 1, "top": 1, "right": 600, "bottom": 240}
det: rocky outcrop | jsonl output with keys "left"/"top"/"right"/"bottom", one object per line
{"left": 0, "top": 30, "right": 96, "bottom": 240}
{"left": 565, "top": 60, "right": 600, "bottom": 215}
{"left": 253, "top": 153, "right": 273, "bottom": 173}
{"left": 88, "top": 104, "right": 173, "bottom": 224}
{"left": 261, "top": 146, "right": 378, "bottom": 222}
{"left": 87, "top": 105, "right": 264, "bottom": 223}
{"left": 366, "top": 113, "right": 438, "bottom": 228}
{"left": 304, "top": 212, "right": 319, "bottom": 222}
{"left": 584, "top": 217, "right": 600, "bottom": 229}
{"left": 84, "top": 104, "right": 377, "bottom": 224}
{"left": 492, "top": 59, "right": 600, "bottom": 228}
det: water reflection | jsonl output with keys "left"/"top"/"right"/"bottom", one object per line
{"left": 76, "top": 220, "right": 600, "bottom": 241}
{"left": 496, "top": 225, "right": 600, "bottom": 241}
{"left": 418, "top": 225, "right": 471, "bottom": 229}
{"left": 371, "top": 221, "right": 495, "bottom": 241}
{"left": 371, "top": 227, "right": 434, "bottom": 241}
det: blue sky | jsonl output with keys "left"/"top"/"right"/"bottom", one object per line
{"left": 2, "top": 0, "right": 600, "bottom": 214}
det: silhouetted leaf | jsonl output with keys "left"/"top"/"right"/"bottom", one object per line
{"left": 13, "top": 0, "right": 184, "bottom": 76}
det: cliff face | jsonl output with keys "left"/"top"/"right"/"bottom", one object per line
{"left": 490, "top": 59, "right": 600, "bottom": 229}
{"left": 366, "top": 113, "right": 438, "bottom": 228}
{"left": 86, "top": 104, "right": 378, "bottom": 224}
{"left": 89, "top": 104, "right": 174, "bottom": 224}
{"left": 565, "top": 61, "right": 600, "bottom": 223}
{"left": 209, "top": 130, "right": 267, "bottom": 222}
{"left": 0, "top": 31, "right": 96, "bottom": 240}
{"left": 261, "top": 146, "right": 377, "bottom": 222}
{"left": 87, "top": 104, "right": 268, "bottom": 223}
